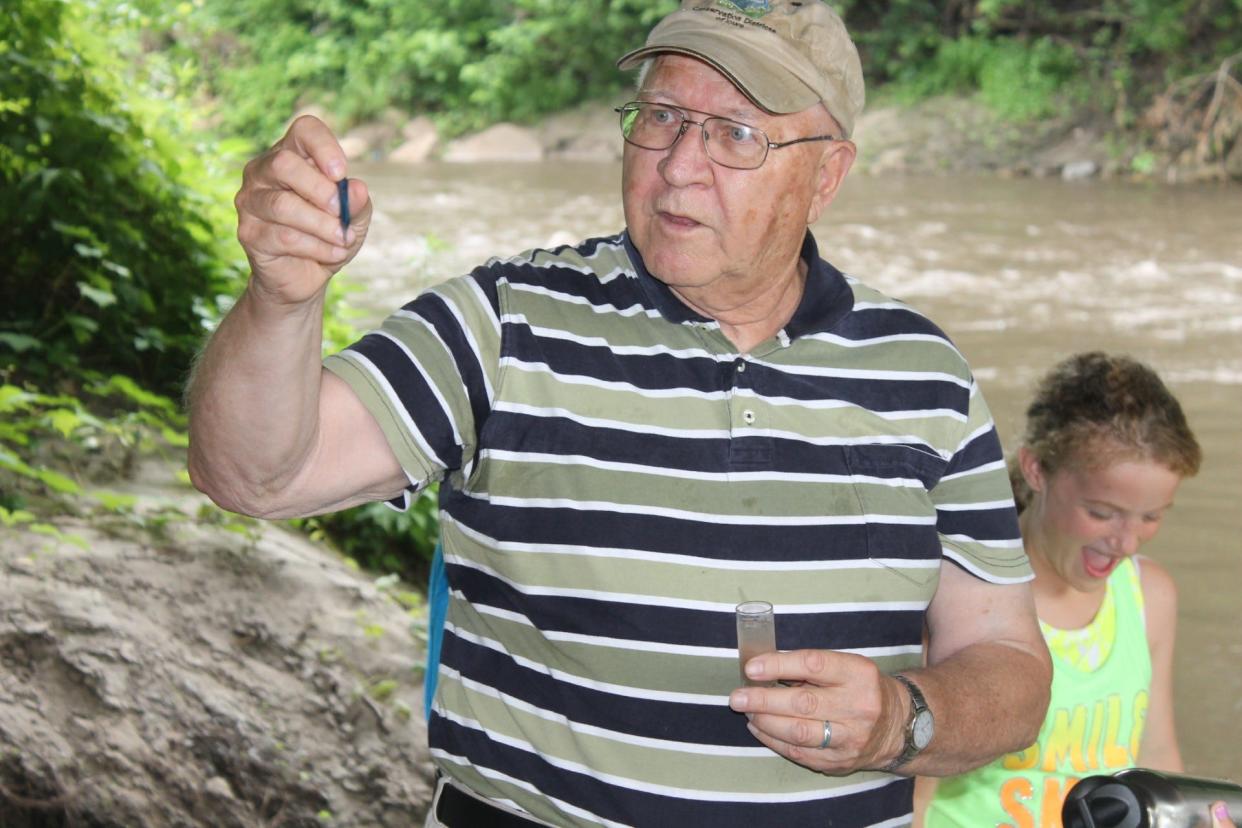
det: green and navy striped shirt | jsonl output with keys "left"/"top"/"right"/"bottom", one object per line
{"left": 324, "top": 230, "right": 1030, "bottom": 827}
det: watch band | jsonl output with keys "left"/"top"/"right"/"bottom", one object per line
{"left": 881, "top": 673, "right": 931, "bottom": 772}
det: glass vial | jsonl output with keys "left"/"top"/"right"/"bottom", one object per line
{"left": 736, "top": 600, "right": 777, "bottom": 688}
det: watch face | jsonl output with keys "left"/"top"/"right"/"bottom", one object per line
{"left": 913, "top": 710, "right": 934, "bottom": 749}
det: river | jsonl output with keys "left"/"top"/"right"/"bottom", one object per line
{"left": 347, "top": 160, "right": 1242, "bottom": 784}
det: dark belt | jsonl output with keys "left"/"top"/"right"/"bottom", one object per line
{"left": 434, "top": 778, "right": 544, "bottom": 828}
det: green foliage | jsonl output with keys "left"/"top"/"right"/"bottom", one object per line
{"left": 880, "top": 35, "right": 1081, "bottom": 121}
{"left": 135, "top": 0, "right": 1240, "bottom": 146}
{"left": 292, "top": 488, "right": 439, "bottom": 583}
{"left": 170, "top": 0, "right": 677, "bottom": 144}
{"left": 840, "top": 0, "right": 1242, "bottom": 120}
{"left": 978, "top": 39, "right": 1081, "bottom": 121}
{"left": 0, "top": 375, "right": 187, "bottom": 531}
{"left": 0, "top": 0, "right": 247, "bottom": 397}
{"left": 0, "top": 0, "right": 426, "bottom": 574}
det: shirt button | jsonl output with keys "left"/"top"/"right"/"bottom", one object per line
{"left": 742, "top": 409, "right": 756, "bottom": 425}
{"left": 736, "top": 360, "right": 746, "bottom": 372}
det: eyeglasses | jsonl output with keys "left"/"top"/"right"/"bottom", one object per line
{"left": 616, "top": 101, "right": 838, "bottom": 170}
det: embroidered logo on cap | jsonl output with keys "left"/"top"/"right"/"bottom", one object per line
{"left": 716, "top": 0, "right": 771, "bottom": 18}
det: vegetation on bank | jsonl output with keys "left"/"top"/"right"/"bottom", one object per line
{"left": 0, "top": 0, "right": 437, "bottom": 579}
{"left": 165, "top": 0, "right": 1242, "bottom": 168}
{"left": 3, "top": 0, "right": 1240, "bottom": 583}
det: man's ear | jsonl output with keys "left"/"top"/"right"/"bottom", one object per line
{"left": 1017, "top": 447, "right": 1046, "bottom": 494}
{"left": 806, "top": 140, "right": 856, "bottom": 225}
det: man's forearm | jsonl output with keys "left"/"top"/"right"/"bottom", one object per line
{"left": 896, "top": 640, "right": 1051, "bottom": 776}
{"left": 187, "top": 282, "right": 327, "bottom": 516}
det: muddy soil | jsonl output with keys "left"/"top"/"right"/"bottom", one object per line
{"left": 0, "top": 458, "right": 435, "bottom": 827}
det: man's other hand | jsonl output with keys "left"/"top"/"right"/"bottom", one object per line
{"left": 728, "top": 649, "right": 907, "bottom": 775}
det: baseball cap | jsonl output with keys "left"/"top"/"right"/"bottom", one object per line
{"left": 616, "top": 0, "right": 866, "bottom": 138}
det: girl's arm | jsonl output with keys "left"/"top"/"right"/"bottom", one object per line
{"left": 1136, "top": 555, "right": 1183, "bottom": 771}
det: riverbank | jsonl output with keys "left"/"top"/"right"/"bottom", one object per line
{"left": 316, "top": 78, "right": 1242, "bottom": 184}
{"left": 0, "top": 451, "right": 435, "bottom": 825}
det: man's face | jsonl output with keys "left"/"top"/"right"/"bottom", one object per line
{"left": 622, "top": 55, "right": 853, "bottom": 295}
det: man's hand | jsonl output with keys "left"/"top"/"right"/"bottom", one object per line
{"left": 235, "top": 115, "right": 372, "bottom": 305}
{"left": 727, "top": 567, "right": 1051, "bottom": 780}
{"left": 727, "top": 649, "right": 908, "bottom": 775}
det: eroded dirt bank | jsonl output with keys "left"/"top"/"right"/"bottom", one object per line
{"left": 1, "top": 459, "right": 435, "bottom": 827}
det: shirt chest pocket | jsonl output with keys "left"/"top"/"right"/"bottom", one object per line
{"left": 842, "top": 444, "right": 947, "bottom": 585}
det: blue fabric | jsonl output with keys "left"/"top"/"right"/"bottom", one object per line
{"left": 423, "top": 541, "right": 448, "bottom": 720}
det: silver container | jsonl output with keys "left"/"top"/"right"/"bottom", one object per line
{"left": 1063, "top": 768, "right": 1242, "bottom": 828}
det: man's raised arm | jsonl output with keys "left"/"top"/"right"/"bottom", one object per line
{"left": 187, "top": 116, "right": 405, "bottom": 519}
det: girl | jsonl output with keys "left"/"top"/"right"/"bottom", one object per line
{"left": 920, "top": 352, "right": 1207, "bottom": 826}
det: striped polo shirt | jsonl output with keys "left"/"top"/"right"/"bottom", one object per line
{"left": 324, "top": 230, "right": 1030, "bottom": 827}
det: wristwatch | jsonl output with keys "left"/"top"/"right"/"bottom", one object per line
{"left": 882, "top": 673, "right": 934, "bottom": 772}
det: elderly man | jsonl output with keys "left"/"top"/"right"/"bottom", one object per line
{"left": 188, "top": 1, "right": 1052, "bottom": 825}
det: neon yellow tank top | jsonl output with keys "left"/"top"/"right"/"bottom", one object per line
{"left": 924, "top": 556, "right": 1151, "bottom": 828}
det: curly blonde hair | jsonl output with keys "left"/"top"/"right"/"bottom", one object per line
{"left": 1010, "top": 352, "right": 1201, "bottom": 513}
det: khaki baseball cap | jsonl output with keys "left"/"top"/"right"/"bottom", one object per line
{"left": 617, "top": 0, "right": 865, "bottom": 138}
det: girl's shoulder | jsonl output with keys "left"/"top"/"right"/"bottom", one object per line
{"left": 1133, "top": 554, "right": 1179, "bottom": 642}
{"left": 1132, "top": 554, "right": 1178, "bottom": 603}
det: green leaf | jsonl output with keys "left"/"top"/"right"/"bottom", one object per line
{"left": 92, "top": 490, "right": 139, "bottom": 511}
{"left": 31, "top": 523, "right": 62, "bottom": 539}
{"left": 0, "top": 448, "right": 39, "bottom": 478}
{"left": 67, "top": 314, "right": 100, "bottom": 338}
{"left": 368, "top": 679, "right": 398, "bottom": 701}
{"left": 0, "top": 333, "right": 42, "bottom": 353}
{"left": 100, "top": 260, "right": 132, "bottom": 279}
{"left": 77, "top": 282, "right": 118, "bottom": 308}
{"left": 91, "top": 374, "right": 178, "bottom": 413}
{"left": 46, "top": 408, "right": 83, "bottom": 438}
{"left": 0, "top": 507, "right": 37, "bottom": 526}
{"left": 29, "top": 524, "right": 89, "bottom": 550}
{"left": 160, "top": 426, "right": 189, "bottom": 447}
{"left": 0, "top": 385, "right": 37, "bottom": 412}
{"left": 36, "top": 467, "right": 81, "bottom": 495}
{"left": 50, "top": 221, "right": 98, "bottom": 241}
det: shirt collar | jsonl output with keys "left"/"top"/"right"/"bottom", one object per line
{"left": 621, "top": 229, "right": 854, "bottom": 338}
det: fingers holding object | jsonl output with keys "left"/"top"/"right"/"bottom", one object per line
{"left": 747, "top": 709, "right": 844, "bottom": 750}
{"left": 740, "top": 647, "right": 843, "bottom": 689}
{"left": 241, "top": 148, "right": 347, "bottom": 232}
{"left": 285, "top": 114, "right": 348, "bottom": 181}
{"left": 237, "top": 190, "right": 353, "bottom": 263}
{"left": 236, "top": 157, "right": 374, "bottom": 270}
{"left": 730, "top": 681, "right": 847, "bottom": 753}
{"left": 277, "top": 117, "right": 372, "bottom": 230}
{"left": 240, "top": 220, "right": 352, "bottom": 266}
{"left": 743, "top": 716, "right": 854, "bottom": 776}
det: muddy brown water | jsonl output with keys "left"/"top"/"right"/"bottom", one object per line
{"left": 346, "top": 160, "right": 1242, "bottom": 783}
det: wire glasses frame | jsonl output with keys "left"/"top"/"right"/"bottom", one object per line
{"left": 615, "top": 101, "right": 839, "bottom": 170}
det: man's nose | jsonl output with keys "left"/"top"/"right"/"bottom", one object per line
{"left": 658, "top": 120, "right": 713, "bottom": 185}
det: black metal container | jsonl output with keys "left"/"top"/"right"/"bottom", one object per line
{"left": 1063, "top": 768, "right": 1242, "bottom": 828}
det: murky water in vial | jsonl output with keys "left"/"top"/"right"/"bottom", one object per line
{"left": 347, "top": 160, "right": 1242, "bottom": 782}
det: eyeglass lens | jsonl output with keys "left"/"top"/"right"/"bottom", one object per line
{"left": 619, "top": 103, "right": 768, "bottom": 169}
